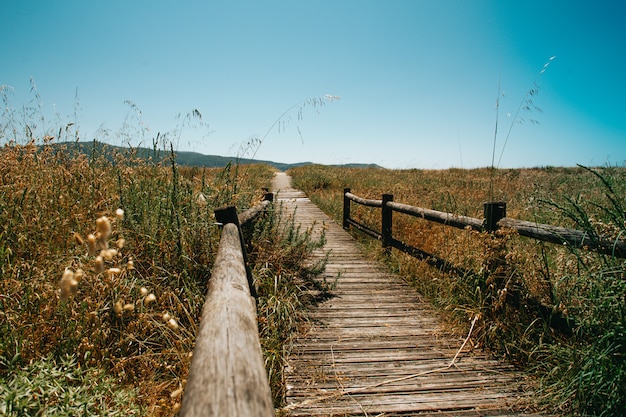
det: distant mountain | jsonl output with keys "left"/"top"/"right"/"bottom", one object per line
{"left": 51, "top": 141, "right": 384, "bottom": 170}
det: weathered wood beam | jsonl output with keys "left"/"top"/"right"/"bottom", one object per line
{"left": 180, "top": 223, "right": 274, "bottom": 417}
{"left": 386, "top": 201, "right": 484, "bottom": 231}
{"left": 498, "top": 217, "right": 626, "bottom": 258}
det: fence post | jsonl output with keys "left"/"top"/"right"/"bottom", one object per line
{"left": 214, "top": 205, "right": 257, "bottom": 299}
{"left": 382, "top": 194, "right": 393, "bottom": 250}
{"left": 262, "top": 188, "right": 274, "bottom": 202}
{"left": 343, "top": 188, "right": 351, "bottom": 230}
{"left": 483, "top": 201, "right": 506, "bottom": 232}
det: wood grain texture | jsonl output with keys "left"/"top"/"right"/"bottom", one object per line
{"left": 272, "top": 173, "right": 543, "bottom": 417}
{"left": 180, "top": 223, "right": 274, "bottom": 417}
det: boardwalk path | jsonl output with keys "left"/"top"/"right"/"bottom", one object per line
{"left": 271, "top": 173, "right": 539, "bottom": 417}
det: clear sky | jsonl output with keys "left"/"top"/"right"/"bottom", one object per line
{"left": 2, "top": 0, "right": 625, "bottom": 169}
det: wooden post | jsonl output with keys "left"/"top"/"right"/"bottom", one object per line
{"left": 483, "top": 201, "right": 506, "bottom": 233}
{"left": 382, "top": 194, "right": 393, "bottom": 249}
{"left": 343, "top": 188, "right": 351, "bottom": 230}
{"left": 179, "top": 223, "right": 274, "bottom": 417}
{"left": 214, "top": 205, "right": 257, "bottom": 298}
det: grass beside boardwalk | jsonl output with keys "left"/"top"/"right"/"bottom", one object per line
{"left": 0, "top": 139, "right": 322, "bottom": 415}
{"left": 290, "top": 164, "right": 626, "bottom": 417}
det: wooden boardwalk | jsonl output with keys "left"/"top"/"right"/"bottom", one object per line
{"left": 271, "top": 173, "right": 541, "bottom": 417}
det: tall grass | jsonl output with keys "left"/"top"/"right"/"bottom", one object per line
{"left": 0, "top": 85, "right": 326, "bottom": 415}
{"left": 0, "top": 138, "right": 276, "bottom": 413}
{"left": 290, "top": 164, "right": 626, "bottom": 416}
{"left": 489, "top": 56, "right": 556, "bottom": 199}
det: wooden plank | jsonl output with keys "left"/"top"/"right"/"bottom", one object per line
{"left": 271, "top": 173, "right": 542, "bottom": 416}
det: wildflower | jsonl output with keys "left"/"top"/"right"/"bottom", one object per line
{"left": 116, "top": 238, "right": 125, "bottom": 249}
{"left": 107, "top": 267, "right": 122, "bottom": 275}
{"left": 115, "top": 208, "right": 124, "bottom": 219}
{"left": 127, "top": 258, "right": 135, "bottom": 270}
{"left": 140, "top": 286, "right": 148, "bottom": 296}
{"left": 196, "top": 192, "right": 207, "bottom": 205}
{"left": 162, "top": 312, "right": 172, "bottom": 322}
{"left": 123, "top": 303, "right": 135, "bottom": 312}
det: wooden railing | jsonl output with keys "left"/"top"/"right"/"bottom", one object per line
{"left": 343, "top": 188, "right": 626, "bottom": 262}
{"left": 180, "top": 193, "right": 275, "bottom": 417}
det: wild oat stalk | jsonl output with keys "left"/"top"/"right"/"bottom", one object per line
{"left": 246, "top": 94, "right": 340, "bottom": 163}
{"left": 489, "top": 56, "right": 556, "bottom": 200}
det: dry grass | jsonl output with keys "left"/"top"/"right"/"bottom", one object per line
{"left": 0, "top": 138, "right": 276, "bottom": 415}
{"left": 290, "top": 164, "right": 626, "bottom": 416}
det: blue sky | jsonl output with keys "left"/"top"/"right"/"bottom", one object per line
{"left": 2, "top": 0, "right": 625, "bottom": 169}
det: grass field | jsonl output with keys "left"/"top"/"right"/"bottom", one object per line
{"left": 0, "top": 137, "right": 331, "bottom": 415}
{"left": 290, "top": 164, "right": 626, "bottom": 416}
{"left": 0, "top": 131, "right": 623, "bottom": 416}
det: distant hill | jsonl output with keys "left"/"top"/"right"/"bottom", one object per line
{"left": 51, "top": 141, "right": 384, "bottom": 170}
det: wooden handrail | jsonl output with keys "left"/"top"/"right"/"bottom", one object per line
{"left": 180, "top": 196, "right": 275, "bottom": 417}
{"left": 345, "top": 192, "right": 382, "bottom": 207}
{"left": 343, "top": 189, "right": 626, "bottom": 259}
{"left": 498, "top": 217, "right": 626, "bottom": 258}
{"left": 387, "top": 201, "right": 484, "bottom": 231}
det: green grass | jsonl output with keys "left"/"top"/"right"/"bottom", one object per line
{"left": 1, "top": 354, "right": 141, "bottom": 416}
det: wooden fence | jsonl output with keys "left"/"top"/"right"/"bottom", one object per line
{"left": 343, "top": 188, "right": 626, "bottom": 263}
{"left": 180, "top": 193, "right": 275, "bottom": 417}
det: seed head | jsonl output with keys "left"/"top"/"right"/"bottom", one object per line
{"left": 60, "top": 268, "right": 79, "bottom": 301}
{"left": 95, "top": 256, "right": 105, "bottom": 274}
{"left": 144, "top": 293, "right": 157, "bottom": 305}
{"left": 73, "top": 232, "right": 84, "bottom": 246}
{"left": 167, "top": 318, "right": 179, "bottom": 330}
{"left": 96, "top": 216, "right": 112, "bottom": 240}
{"left": 102, "top": 248, "right": 118, "bottom": 260}
{"left": 170, "top": 387, "right": 183, "bottom": 399}
{"left": 74, "top": 268, "right": 85, "bottom": 283}
{"left": 140, "top": 286, "right": 148, "bottom": 296}
{"left": 87, "top": 234, "right": 97, "bottom": 256}
{"left": 115, "top": 208, "right": 124, "bottom": 220}
{"left": 114, "top": 300, "right": 123, "bottom": 317}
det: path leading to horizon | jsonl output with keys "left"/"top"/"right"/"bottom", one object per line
{"left": 270, "top": 172, "right": 541, "bottom": 416}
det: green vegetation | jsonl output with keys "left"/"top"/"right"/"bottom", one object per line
{"left": 290, "top": 164, "right": 626, "bottom": 417}
{"left": 0, "top": 85, "right": 326, "bottom": 415}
